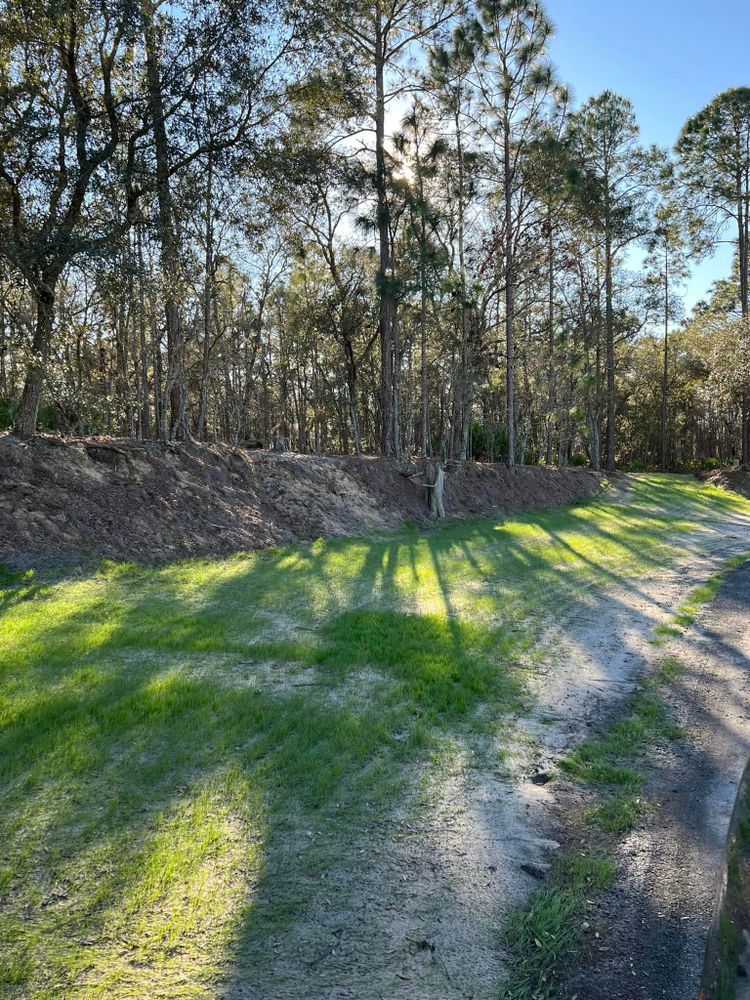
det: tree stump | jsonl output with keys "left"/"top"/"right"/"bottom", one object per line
{"left": 424, "top": 461, "right": 446, "bottom": 518}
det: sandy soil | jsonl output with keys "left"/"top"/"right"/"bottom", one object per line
{"left": 219, "top": 488, "right": 750, "bottom": 1000}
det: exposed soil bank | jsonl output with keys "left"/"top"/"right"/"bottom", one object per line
{"left": 0, "top": 433, "right": 600, "bottom": 568}
{"left": 701, "top": 464, "right": 750, "bottom": 497}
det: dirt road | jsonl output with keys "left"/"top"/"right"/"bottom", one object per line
{"left": 562, "top": 561, "right": 750, "bottom": 999}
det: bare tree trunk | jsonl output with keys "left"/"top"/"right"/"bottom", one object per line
{"left": 0, "top": 268, "right": 7, "bottom": 398}
{"left": 17, "top": 273, "right": 59, "bottom": 437}
{"left": 456, "top": 106, "right": 471, "bottom": 461}
{"left": 197, "top": 150, "right": 214, "bottom": 440}
{"left": 738, "top": 177, "right": 750, "bottom": 462}
{"left": 392, "top": 308, "right": 402, "bottom": 458}
{"left": 503, "top": 110, "right": 516, "bottom": 472}
{"left": 425, "top": 461, "right": 445, "bottom": 518}
{"left": 136, "top": 223, "right": 151, "bottom": 438}
{"left": 545, "top": 210, "right": 555, "bottom": 465}
{"left": 343, "top": 336, "right": 361, "bottom": 454}
{"left": 604, "top": 192, "right": 616, "bottom": 471}
{"left": 143, "top": 7, "right": 191, "bottom": 441}
{"left": 420, "top": 234, "right": 429, "bottom": 457}
{"left": 375, "top": 20, "right": 395, "bottom": 456}
{"left": 660, "top": 247, "right": 669, "bottom": 471}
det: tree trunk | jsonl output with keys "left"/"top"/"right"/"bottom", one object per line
{"left": 660, "top": 248, "right": 669, "bottom": 471}
{"left": 375, "top": 22, "right": 395, "bottom": 456}
{"left": 343, "top": 335, "right": 361, "bottom": 454}
{"left": 136, "top": 223, "right": 151, "bottom": 438}
{"left": 17, "top": 273, "right": 59, "bottom": 437}
{"left": 143, "top": 7, "right": 191, "bottom": 441}
{"left": 546, "top": 207, "right": 556, "bottom": 465}
{"left": 737, "top": 171, "right": 750, "bottom": 462}
{"left": 425, "top": 461, "right": 445, "bottom": 518}
{"left": 503, "top": 109, "right": 516, "bottom": 472}
{"left": 197, "top": 151, "right": 214, "bottom": 440}
{"left": 420, "top": 227, "right": 429, "bottom": 457}
{"left": 604, "top": 232, "right": 616, "bottom": 471}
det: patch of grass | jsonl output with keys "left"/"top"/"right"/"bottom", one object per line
{"left": 715, "top": 911, "right": 741, "bottom": 1000}
{"left": 561, "top": 691, "right": 680, "bottom": 798}
{"left": 588, "top": 794, "right": 643, "bottom": 834}
{"left": 1, "top": 475, "right": 749, "bottom": 997}
{"left": 649, "top": 655, "right": 685, "bottom": 685}
{"left": 561, "top": 684, "right": 682, "bottom": 834}
{"left": 501, "top": 854, "right": 615, "bottom": 999}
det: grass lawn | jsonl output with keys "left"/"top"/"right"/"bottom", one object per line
{"left": 2, "top": 475, "right": 749, "bottom": 998}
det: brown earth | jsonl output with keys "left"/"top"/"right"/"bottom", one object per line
{"left": 0, "top": 433, "right": 601, "bottom": 569}
{"left": 700, "top": 464, "right": 750, "bottom": 497}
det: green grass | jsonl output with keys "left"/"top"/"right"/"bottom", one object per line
{"left": 501, "top": 854, "right": 615, "bottom": 999}
{"left": 705, "top": 785, "right": 750, "bottom": 1000}
{"left": 1, "top": 474, "right": 749, "bottom": 998}
{"left": 562, "top": 691, "right": 682, "bottom": 801}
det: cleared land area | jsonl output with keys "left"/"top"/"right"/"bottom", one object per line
{"left": 2, "top": 474, "right": 750, "bottom": 998}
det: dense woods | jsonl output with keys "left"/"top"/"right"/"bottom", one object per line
{"left": 1, "top": 0, "right": 748, "bottom": 470}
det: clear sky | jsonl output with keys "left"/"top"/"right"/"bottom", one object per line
{"left": 546, "top": 0, "right": 750, "bottom": 310}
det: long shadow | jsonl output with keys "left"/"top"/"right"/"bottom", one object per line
{"left": 3, "top": 476, "right": 750, "bottom": 997}
{"left": 562, "top": 564, "right": 750, "bottom": 1000}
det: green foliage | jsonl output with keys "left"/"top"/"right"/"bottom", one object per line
{"left": 562, "top": 690, "right": 681, "bottom": 796}
{"left": 0, "top": 397, "right": 18, "bottom": 429}
{"left": 471, "top": 421, "right": 508, "bottom": 462}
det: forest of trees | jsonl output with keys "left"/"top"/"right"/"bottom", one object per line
{"left": 1, "top": 0, "right": 749, "bottom": 471}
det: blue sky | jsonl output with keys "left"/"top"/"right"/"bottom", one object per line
{"left": 547, "top": 0, "right": 750, "bottom": 310}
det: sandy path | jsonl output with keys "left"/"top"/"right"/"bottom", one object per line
{"left": 228, "top": 497, "right": 750, "bottom": 1000}
{"left": 562, "top": 563, "right": 750, "bottom": 998}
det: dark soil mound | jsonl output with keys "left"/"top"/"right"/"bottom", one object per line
{"left": 700, "top": 464, "right": 750, "bottom": 497}
{"left": 0, "top": 434, "right": 601, "bottom": 568}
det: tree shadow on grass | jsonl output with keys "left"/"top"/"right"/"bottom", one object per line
{"left": 2, "top": 476, "right": 748, "bottom": 997}
{"left": 0, "top": 543, "right": 530, "bottom": 998}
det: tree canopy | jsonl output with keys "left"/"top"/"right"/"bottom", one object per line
{"left": 0, "top": 0, "right": 748, "bottom": 469}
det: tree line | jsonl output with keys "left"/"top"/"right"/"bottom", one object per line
{"left": 1, "top": 0, "right": 748, "bottom": 471}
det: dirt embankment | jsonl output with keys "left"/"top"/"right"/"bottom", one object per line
{"left": 700, "top": 464, "right": 750, "bottom": 496}
{"left": 0, "top": 434, "right": 601, "bottom": 568}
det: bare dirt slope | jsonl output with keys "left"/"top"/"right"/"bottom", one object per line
{"left": 0, "top": 433, "right": 599, "bottom": 568}
{"left": 701, "top": 464, "right": 750, "bottom": 497}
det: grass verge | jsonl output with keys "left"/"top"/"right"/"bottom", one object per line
{"left": 501, "top": 855, "right": 615, "bottom": 1000}
{"left": 1, "top": 475, "right": 749, "bottom": 997}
